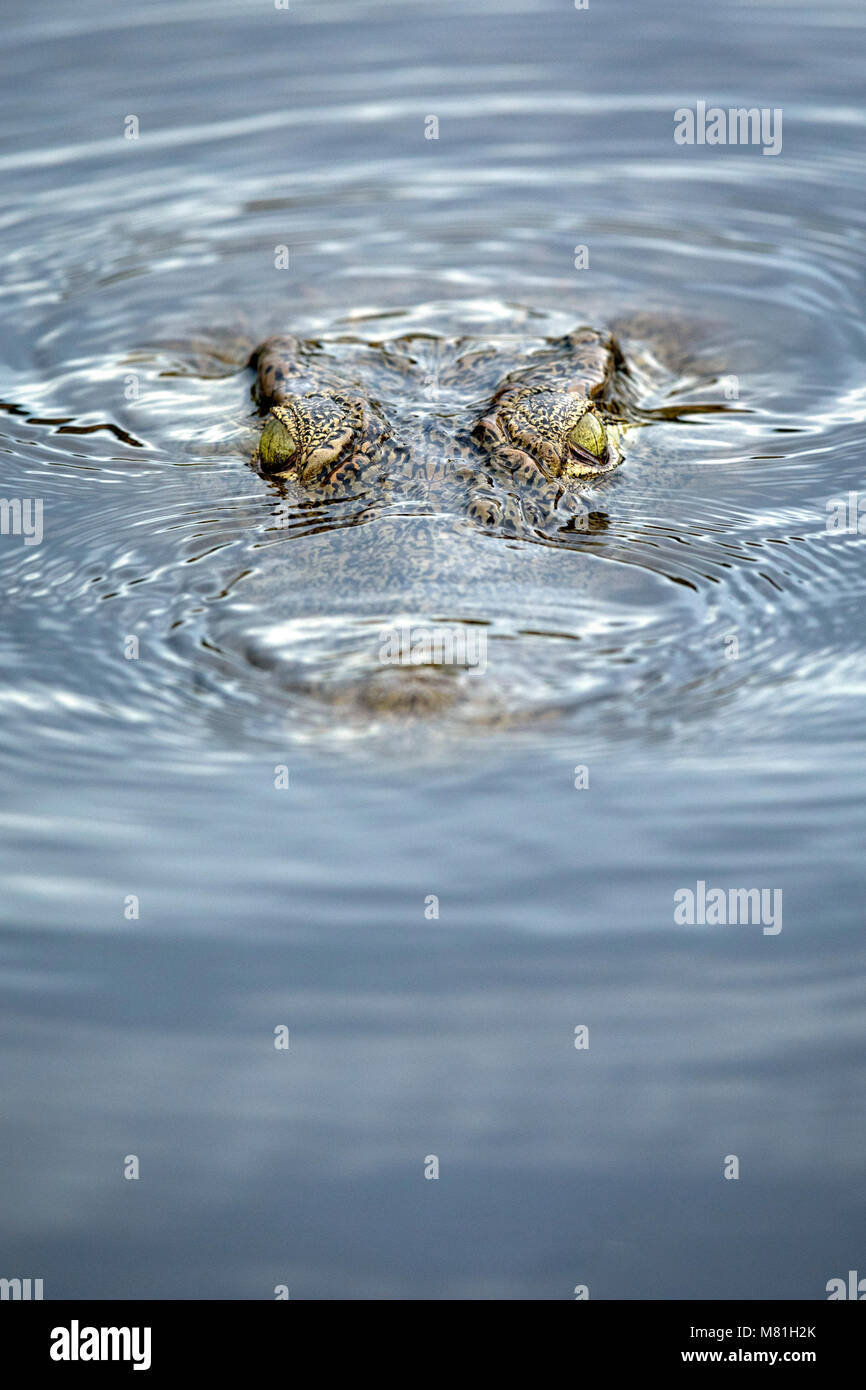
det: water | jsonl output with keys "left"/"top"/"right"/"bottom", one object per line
{"left": 1, "top": 0, "right": 865, "bottom": 1299}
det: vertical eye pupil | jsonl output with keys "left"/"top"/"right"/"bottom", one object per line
{"left": 569, "top": 412, "right": 605, "bottom": 457}
{"left": 258, "top": 409, "right": 298, "bottom": 470}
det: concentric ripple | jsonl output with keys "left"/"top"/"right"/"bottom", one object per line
{"left": 0, "top": 1, "right": 864, "bottom": 764}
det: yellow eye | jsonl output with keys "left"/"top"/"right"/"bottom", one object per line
{"left": 258, "top": 408, "right": 298, "bottom": 470}
{"left": 568, "top": 411, "right": 606, "bottom": 458}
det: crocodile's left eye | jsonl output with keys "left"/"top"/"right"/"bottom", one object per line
{"left": 475, "top": 385, "right": 621, "bottom": 480}
{"left": 568, "top": 411, "right": 606, "bottom": 459}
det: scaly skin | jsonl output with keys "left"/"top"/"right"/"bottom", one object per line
{"left": 249, "top": 327, "right": 632, "bottom": 538}
{"left": 254, "top": 334, "right": 400, "bottom": 498}
{"left": 168, "top": 320, "right": 718, "bottom": 726}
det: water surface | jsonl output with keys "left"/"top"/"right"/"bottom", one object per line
{"left": 1, "top": 0, "right": 865, "bottom": 1298}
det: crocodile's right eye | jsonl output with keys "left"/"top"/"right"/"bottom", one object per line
{"left": 258, "top": 406, "right": 300, "bottom": 471}
{"left": 255, "top": 393, "right": 365, "bottom": 483}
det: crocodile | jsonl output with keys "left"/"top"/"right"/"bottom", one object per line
{"left": 250, "top": 326, "right": 629, "bottom": 534}
{"left": 169, "top": 316, "right": 715, "bottom": 734}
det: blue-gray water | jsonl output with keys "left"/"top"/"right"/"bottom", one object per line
{"left": 1, "top": 0, "right": 864, "bottom": 1298}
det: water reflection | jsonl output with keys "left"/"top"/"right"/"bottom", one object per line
{"left": 1, "top": 0, "right": 865, "bottom": 1298}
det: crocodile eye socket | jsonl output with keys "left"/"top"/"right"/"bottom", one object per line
{"left": 568, "top": 411, "right": 606, "bottom": 458}
{"left": 258, "top": 407, "right": 299, "bottom": 471}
